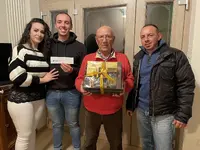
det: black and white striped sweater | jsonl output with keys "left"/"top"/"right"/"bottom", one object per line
{"left": 8, "top": 44, "right": 49, "bottom": 103}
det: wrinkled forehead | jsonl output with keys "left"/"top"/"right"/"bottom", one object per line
{"left": 96, "top": 27, "right": 114, "bottom": 36}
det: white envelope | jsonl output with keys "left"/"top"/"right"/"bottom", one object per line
{"left": 50, "top": 57, "right": 74, "bottom": 64}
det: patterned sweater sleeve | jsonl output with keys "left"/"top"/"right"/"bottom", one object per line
{"left": 9, "top": 46, "right": 40, "bottom": 87}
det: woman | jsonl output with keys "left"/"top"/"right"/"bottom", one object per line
{"left": 8, "top": 18, "right": 58, "bottom": 150}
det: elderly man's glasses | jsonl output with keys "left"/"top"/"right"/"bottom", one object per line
{"left": 97, "top": 35, "right": 113, "bottom": 40}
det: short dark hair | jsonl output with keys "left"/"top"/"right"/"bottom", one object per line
{"left": 143, "top": 24, "right": 159, "bottom": 32}
{"left": 55, "top": 12, "right": 73, "bottom": 26}
{"left": 19, "top": 18, "right": 51, "bottom": 54}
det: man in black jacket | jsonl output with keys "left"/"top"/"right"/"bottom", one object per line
{"left": 46, "top": 12, "right": 86, "bottom": 150}
{"left": 126, "top": 24, "right": 195, "bottom": 150}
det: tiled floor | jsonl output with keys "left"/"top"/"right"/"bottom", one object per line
{"left": 36, "top": 128, "right": 141, "bottom": 150}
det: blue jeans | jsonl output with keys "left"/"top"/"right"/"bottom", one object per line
{"left": 46, "top": 89, "right": 81, "bottom": 150}
{"left": 137, "top": 108, "right": 175, "bottom": 150}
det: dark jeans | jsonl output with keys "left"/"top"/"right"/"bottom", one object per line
{"left": 83, "top": 108, "right": 122, "bottom": 150}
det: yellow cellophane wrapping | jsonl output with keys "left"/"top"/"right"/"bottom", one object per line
{"left": 83, "top": 61, "right": 123, "bottom": 94}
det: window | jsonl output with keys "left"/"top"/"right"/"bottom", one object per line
{"left": 146, "top": 3, "right": 173, "bottom": 45}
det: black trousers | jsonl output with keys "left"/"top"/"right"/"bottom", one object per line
{"left": 83, "top": 108, "right": 122, "bottom": 150}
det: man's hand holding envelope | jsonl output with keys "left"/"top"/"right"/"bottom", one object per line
{"left": 50, "top": 56, "right": 74, "bottom": 73}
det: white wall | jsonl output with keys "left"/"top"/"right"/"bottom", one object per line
{"left": 182, "top": 0, "right": 200, "bottom": 149}
{"left": 26, "top": 0, "right": 41, "bottom": 20}
{"left": 0, "top": 0, "right": 9, "bottom": 43}
{"left": 0, "top": 0, "right": 41, "bottom": 46}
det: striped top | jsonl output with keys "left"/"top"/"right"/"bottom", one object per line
{"left": 8, "top": 44, "right": 49, "bottom": 103}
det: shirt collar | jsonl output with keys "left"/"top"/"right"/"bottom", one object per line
{"left": 95, "top": 49, "right": 116, "bottom": 60}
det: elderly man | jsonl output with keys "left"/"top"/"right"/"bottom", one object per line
{"left": 126, "top": 24, "right": 195, "bottom": 150}
{"left": 75, "top": 26, "right": 134, "bottom": 150}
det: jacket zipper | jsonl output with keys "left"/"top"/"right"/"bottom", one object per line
{"left": 150, "top": 66, "right": 154, "bottom": 117}
{"left": 151, "top": 56, "right": 165, "bottom": 116}
{"left": 134, "top": 60, "right": 141, "bottom": 108}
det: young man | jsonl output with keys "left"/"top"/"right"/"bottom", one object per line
{"left": 75, "top": 26, "right": 134, "bottom": 150}
{"left": 126, "top": 24, "right": 195, "bottom": 150}
{"left": 46, "top": 12, "right": 86, "bottom": 150}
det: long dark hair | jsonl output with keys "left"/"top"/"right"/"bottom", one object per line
{"left": 19, "top": 18, "right": 51, "bottom": 54}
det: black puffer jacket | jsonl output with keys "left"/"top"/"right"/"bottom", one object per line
{"left": 126, "top": 43, "right": 195, "bottom": 124}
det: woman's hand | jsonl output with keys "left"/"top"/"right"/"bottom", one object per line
{"left": 40, "top": 68, "right": 59, "bottom": 83}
